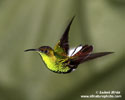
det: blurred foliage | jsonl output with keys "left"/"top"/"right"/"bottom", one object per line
{"left": 0, "top": 0, "right": 125, "bottom": 100}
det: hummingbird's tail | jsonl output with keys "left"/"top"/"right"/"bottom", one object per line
{"left": 81, "top": 52, "right": 113, "bottom": 62}
{"left": 70, "top": 45, "right": 113, "bottom": 65}
{"left": 69, "top": 45, "right": 93, "bottom": 65}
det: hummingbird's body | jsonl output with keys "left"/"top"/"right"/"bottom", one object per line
{"left": 25, "top": 17, "right": 113, "bottom": 74}
{"left": 38, "top": 46, "right": 72, "bottom": 73}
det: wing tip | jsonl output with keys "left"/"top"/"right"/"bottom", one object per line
{"left": 102, "top": 52, "right": 114, "bottom": 55}
{"left": 68, "top": 16, "right": 75, "bottom": 27}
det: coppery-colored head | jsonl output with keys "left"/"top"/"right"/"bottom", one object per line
{"left": 24, "top": 46, "right": 53, "bottom": 56}
{"left": 38, "top": 46, "right": 53, "bottom": 55}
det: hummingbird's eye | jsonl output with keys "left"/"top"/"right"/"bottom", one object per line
{"left": 44, "top": 50, "right": 48, "bottom": 54}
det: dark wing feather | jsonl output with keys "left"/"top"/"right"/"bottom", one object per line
{"left": 82, "top": 52, "right": 114, "bottom": 62}
{"left": 71, "top": 45, "right": 93, "bottom": 57}
{"left": 70, "top": 45, "right": 93, "bottom": 65}
{"left": 70, "top": 52, "right": 113, "bottom": 65}
{"left": 54, "top": 16, "right": 75, "bottom": 55}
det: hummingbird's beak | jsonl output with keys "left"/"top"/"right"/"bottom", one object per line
{"left": 24, "top": 49, "right": 38, "bottom": 52}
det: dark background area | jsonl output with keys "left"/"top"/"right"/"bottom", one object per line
{"left": 0, "top": 0, "right": 124, "bottom": 100}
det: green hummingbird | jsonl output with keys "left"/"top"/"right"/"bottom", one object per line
{"left": 24, "top": 17, "right": 113, "bottom": 74}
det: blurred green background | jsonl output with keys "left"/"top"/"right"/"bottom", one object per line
{"left": 0, "top": 0, "right": 125, "bottom": 100}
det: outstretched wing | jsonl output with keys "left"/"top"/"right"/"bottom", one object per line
{"left": 54, "top": 16, "right": 75, "bottom": 56}
{"left": 71, "top": 45, "right": 93, "bottom": 57}
{"left": 70, "top": 46, "right": 113, "bottom": 65}
{"left": 70, "top": 45, "right": 93, "bottom": 64}
{"left": 81, "top": 52, "right": 113, "bottom": 62}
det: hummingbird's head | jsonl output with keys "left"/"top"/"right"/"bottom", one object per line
{"left": 25, "top": 46, "right": 54, "bottom": 56}
{"left": 38, "top": 46, "right": 54, "bottom": 56}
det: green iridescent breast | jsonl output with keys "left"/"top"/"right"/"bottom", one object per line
{"left": 39, "top": 53, "right": 72, "bottom": 73}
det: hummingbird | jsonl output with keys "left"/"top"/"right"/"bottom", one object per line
{"left": 24, "top": 17, "right": 113, "bottom": 74}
